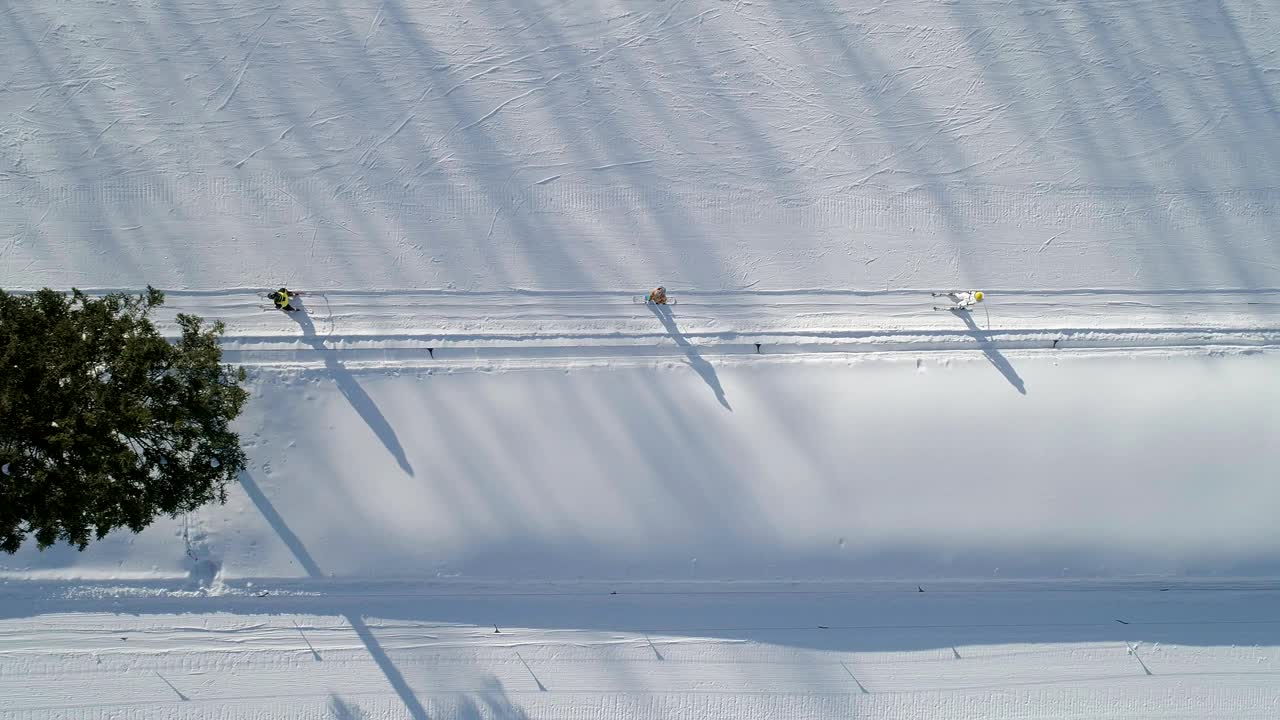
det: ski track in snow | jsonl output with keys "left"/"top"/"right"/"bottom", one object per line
{"left": 3, "top": 582, "right": 1280, "bottom": 719}
{"left": 128, "top": 288, "right": 1280, "bottom": 371}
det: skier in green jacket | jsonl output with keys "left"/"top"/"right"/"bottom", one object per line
{"left": 270, "top": 288, "right": 301, "bottom": 312}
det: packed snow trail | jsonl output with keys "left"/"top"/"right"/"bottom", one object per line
{"left": 132, "top": 288, "right": 1280, "bottom": 369}
{"left": 152, "top": 288, "right": 1280, "bottom": 337}
{"left": 3, "top": 581, "right": 1280, "bottom": 720}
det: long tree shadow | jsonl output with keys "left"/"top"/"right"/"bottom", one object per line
{"left": 647, "top": 304, "right": 731, "bottom": 411}
{"left": 239, "top": 471, "right": 428, "bottom": 720}
{"left": 456, "top": 675, "right": 532, "bottom": 720}
{"left": 952, "top": 309, "right": 1027, "bottom": 395}
{"left": 328, "top": 694, "right": 368, "bottom": 720}
{"left": 285, "top": 304, "right": 414, "bottom": 476}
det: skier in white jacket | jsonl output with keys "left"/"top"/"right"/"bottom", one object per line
{"left": 933, "top": 290, "right": 984, "bottom": 310}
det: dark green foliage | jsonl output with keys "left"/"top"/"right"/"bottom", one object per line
{"left": 0, "top": 287, "right": 249, "bottom": 553}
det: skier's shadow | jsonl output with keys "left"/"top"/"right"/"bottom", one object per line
{"left": 648, "top": 304, "right": 732, "bottom": 411}
{"left": 285, "top": 303, "right": 415, "bottom": 476}
{"left": 952, "top": 309, "right": 1027, "bottom": 395}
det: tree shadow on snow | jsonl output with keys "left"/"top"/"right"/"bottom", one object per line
{"left": 285, "top": 303, "right": 414, "bottom": 476}
{"left": 328, "top": 694, "right": 367, "bottom": 720}
{"left": 647, "top": 303, "right": 731, "bottom": 411}
{"left": 240, "top": 471, "right": 429, "bottom": 720}
{"left": 456, "top": 676, "right": 533, "bottom": 720}
{"left": 951, "top": 308, "right": 1027, "bottom": 395}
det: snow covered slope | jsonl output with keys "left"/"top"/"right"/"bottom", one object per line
{"left": 3, "top": 0, "right": 1279, "bottom": 292}
{"left": 4, "top": 1, "right": 1280, "bottom": 718}
{"left": 5, "top": 349, "right": 1279, "bottom": 582}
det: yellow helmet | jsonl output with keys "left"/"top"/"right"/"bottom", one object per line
{"left": 974, "top": 291, "right": 984, "bottom": 301}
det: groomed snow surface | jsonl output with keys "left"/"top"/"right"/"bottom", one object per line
{"left": 3, "top": 0, "right": 1280, "bottom": 717}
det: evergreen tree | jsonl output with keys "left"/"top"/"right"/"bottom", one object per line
{"left": 0, "top": 287, "right": 249, "bottom": 553}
